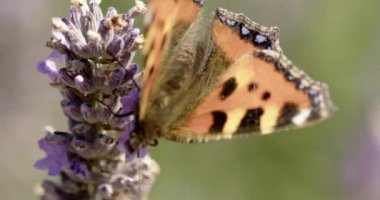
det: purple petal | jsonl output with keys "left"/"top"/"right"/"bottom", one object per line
{"left": 81, "top": 102, "right": 98, "bottom": 123}
{"left": 69, "top": 6, "right": 81, "bottom": 28}
{"left": 34, "top": 136, "right": 69, "bottom": 176}
{"left": 118, "top": 122, "right": 135, "bottom": 151}
{"left": 126, "top": 147, "right": 148, "bottom": 162}
{"left": 125, "top": 63, "right": 139, "bottom": 83}
{"left": 35, "top": 157, "right": 62, "bottom": 176}
{"left": 129, "top": 28, "right": 140, "bottom": 37}
{"left": 120, "top": 89, "right": 139, "bottom": 114}
{"left": 69, "top": 160, "right": 89, "bottom": 178}
{"left": 344, "top": 134, "right": 380, "bottom": 195}
{"left": 123, "top": 29, "right": 139, "bottom": 50}
{"left": 105, "top": 7, "right": 118, "bottom": 19}
{"left": 90, "top": 0, "right": 102, "bottom": 5}
{"left": 138, "top": 147, "right": 148, "bottom": 157}
{"left": 49, "top": 51, "right": 65, "bottom": 62}
{"left": 37, "top": 60, "right": 59, "bottom": 80}
{"left": 52, "top": 31, "right": 70, "bottom": 48}
{"left": 108, "top": 67, "right": 127, "bottom": 87}
{"left": 61, "top": 100, "right": 83, "bottom": 121}
{"left": 107, "top": 36, "right": 125, "bottom": 57}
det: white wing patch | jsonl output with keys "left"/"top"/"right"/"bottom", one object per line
{"left": 292, "top": 109, "right": 312, "bottom": 126}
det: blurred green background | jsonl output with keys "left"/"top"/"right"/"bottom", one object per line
{"left": 0, "top": 0, "right": 379, "bottom": 199}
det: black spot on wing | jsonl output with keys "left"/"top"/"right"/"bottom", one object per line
{"left": 261, "top": 91, "right": 271, "bottom": 101}
{"left": 220, "top": 77, "right": 237, "bottom": 100}
{"left": 209, "top": 111, "right": 227, "bottom": 132}
{"left": 276, "top": 103, "right": 299, "bottom": 128}
{"left": 237, "top": 108, "right": 264, "bottom": 133}
{"left": 248, "top": 82, "right": 258, "bottom": 92}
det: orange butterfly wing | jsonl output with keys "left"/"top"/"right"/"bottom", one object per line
{"left": 140, "top": 0, "right": 204, "bottom": 119}
{"left": 163, "top": 9, "right": 335, "bottom": 143}
{"left": 166, "top": 51, "right": 334, "bottom": 142}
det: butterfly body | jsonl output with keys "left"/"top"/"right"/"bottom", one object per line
{"left": 130, "top": 0, "right": 335, "bottom": 148}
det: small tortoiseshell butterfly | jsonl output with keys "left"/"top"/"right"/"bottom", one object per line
{"left": 130, "top": 0, "right": 335, "bottom": 148}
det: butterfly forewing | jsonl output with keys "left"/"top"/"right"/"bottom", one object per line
{"left": 212, "top": 8, "right": 281, "bottom": 56}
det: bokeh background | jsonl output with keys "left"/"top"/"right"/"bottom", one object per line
{"left": 1, "top": 0, "right": 379, "bottom": 199}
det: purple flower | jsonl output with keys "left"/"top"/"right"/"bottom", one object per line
{"left": 35, "top": 1, "right": 159, "bottom": 199}
{"left": 37, "top": 60, "right": 59, "bottom": 80}
{"left": 344, "top": 133, "right": 380, "bottom": 200}
{"left": 34, "top": 134, "right": 70, "bottom": 176}
{"left": 49, "top": 51, "right": 65, "bottom": 62}
{"left": 120, "top": 88, "right": 139, "bottom": 114}
{"left": 343, "top": 102, "right": 380, "bottom": 200}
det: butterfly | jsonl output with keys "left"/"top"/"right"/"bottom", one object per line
{"left": 129, "top": 0, "right": 335, "bottom": 149}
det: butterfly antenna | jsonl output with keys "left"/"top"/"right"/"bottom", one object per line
{"left": 52, "top": 131, "right": 71, "bottom": 135}
{"left": 136, "top": 149, "right": 141, "bottom": 158}
{"left": 112, "top": 55, "right": 141, "bottom": 91}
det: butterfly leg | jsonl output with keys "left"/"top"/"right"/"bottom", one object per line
{"left": 148, "top": 139, "right": 159, "bottom": 147}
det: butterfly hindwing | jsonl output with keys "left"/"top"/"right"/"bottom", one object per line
{"left": 140, "top": 0, "right": 204, "bottom": 119}
{"left": 167, "top": 50, "right": 334, "bottom": 142}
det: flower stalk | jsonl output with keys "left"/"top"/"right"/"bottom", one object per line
{"left": 35, "top": 1, "right": 159, "bottom": 199}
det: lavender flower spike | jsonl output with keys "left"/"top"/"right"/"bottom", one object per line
{"left": 35, "top": 1, "right": 159, "bottom": 200}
